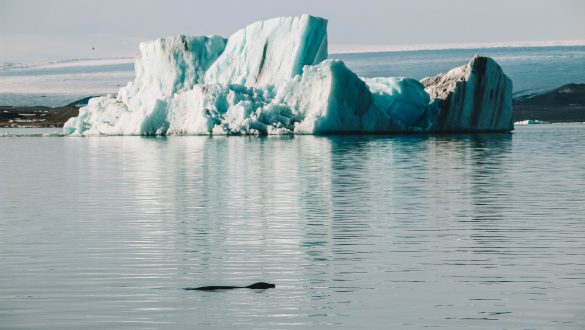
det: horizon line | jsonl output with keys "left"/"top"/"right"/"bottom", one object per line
{"left": 329, "top": 39, "right": 585, "bottom": 54}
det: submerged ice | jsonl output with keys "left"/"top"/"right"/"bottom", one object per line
{"left": 64, "top": 15, "right": 513, "bottom": 136}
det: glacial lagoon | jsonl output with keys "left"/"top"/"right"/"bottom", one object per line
{"left": 1, "top": 124, "right": 584, "bottom": 329}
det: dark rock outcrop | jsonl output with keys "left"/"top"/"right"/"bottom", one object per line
{"left": 513, "top": 83, "right": 585, "bottom": 123}
{"left": 0, "top": 106, "right": 79, "bottom": 127}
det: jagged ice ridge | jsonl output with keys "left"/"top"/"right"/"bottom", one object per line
{"left": 64, "top": 15, "right": 513, "bottom": 136}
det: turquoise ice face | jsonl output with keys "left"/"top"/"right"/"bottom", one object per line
{"left": 364, "top": 77, "right": 430, "bottom": 128}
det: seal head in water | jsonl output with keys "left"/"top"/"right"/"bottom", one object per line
{"left": 246, "top": 282, "right": 275, "bottom": 289}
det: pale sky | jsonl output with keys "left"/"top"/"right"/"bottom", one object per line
{"left": 1, "top": 0, "right": 584, "bottom": 63}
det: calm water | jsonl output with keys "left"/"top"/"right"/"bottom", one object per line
{"left": 2, "top": 46, "right": 585, "bottom": 106}
{"left": 1, "top": 125, "right": 584, "bottom": 329}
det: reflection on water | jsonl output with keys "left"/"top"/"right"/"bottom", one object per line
{"left": 1, "top": 125, "right": 584, "bottom": 329}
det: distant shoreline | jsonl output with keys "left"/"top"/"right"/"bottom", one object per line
{"left": 1, "top": 84, "right": 583, "bottom": 129}
{"left": 512, "top": 83, "right": 585, "bottom": 123}
{"left": 0, "top": 105, "right": 78, "bottom": 128}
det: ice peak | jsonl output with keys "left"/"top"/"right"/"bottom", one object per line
{"left": 204, "top": 15, "right": 328, "bottom": 87}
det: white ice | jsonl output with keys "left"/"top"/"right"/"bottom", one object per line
{"left": 204, "top": 15, "right": 328, "bottom": 87}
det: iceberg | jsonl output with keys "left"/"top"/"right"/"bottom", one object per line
{"left": 421, "top": 56, "right": 514, "bottom": 132}
{"left": 514, "top": 119, "right": 548, "bottom": 125}
{"left": 64, "top": 15, "right": 514, "bottom": 136}
{"left": 205, "top": 15, "right": 328, "bottom": 87}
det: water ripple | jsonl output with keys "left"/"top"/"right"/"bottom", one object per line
{"left": 1, "top": 125, "right": 584, "bottom": 329}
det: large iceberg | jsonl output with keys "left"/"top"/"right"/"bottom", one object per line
{"left": 64, "top": 15, "right": 513, "bottom": 136}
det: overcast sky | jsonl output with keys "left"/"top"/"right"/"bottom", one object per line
{"left": 1, "top": 0, "right": 584, "bottom": 62}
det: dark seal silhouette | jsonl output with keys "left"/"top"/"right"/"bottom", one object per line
{"left": 185, "top": 282, "right": 275, "bottom": 291}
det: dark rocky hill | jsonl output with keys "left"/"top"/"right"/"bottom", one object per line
{"left": 513, "top": 84, "right": 585, "bottom": 122}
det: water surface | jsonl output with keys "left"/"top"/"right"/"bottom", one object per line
{"left": 1, "top": 125, "right": 584, "bottom": 329}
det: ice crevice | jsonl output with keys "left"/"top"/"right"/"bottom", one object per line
{"left": 64, "top": 15, "right": 514, "bottom": 136}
